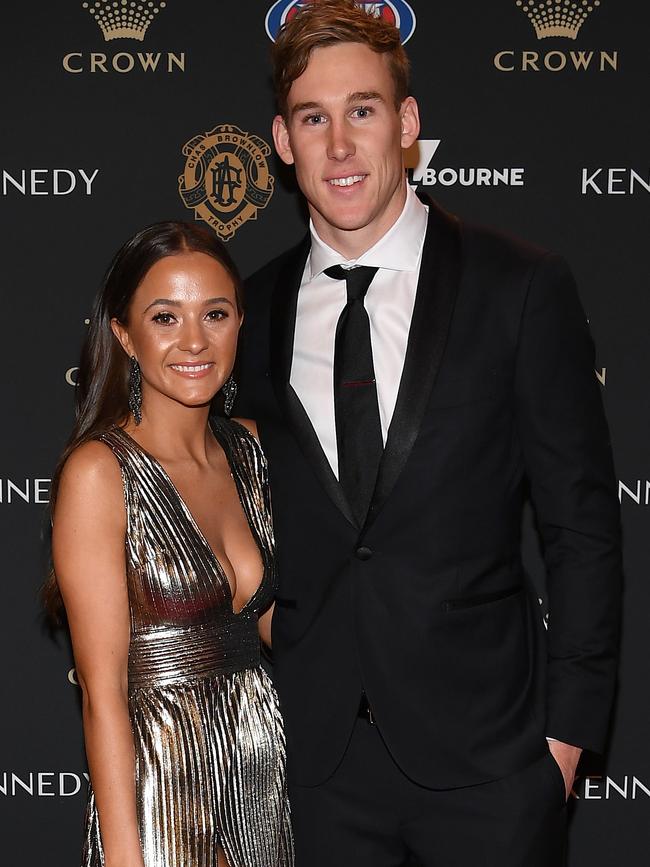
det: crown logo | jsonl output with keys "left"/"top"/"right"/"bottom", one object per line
{"left": 82, "top": 1, "right": 166, "bottom": 42}
{"left": 516, "top": 0, "right": 601, "bottom": 40}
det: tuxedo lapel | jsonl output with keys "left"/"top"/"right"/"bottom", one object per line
{"left": 363, "top": 199, "right": 462, "bottom": 532}
{"left": 270, "top": 236, "right": 358, "bottom": 527}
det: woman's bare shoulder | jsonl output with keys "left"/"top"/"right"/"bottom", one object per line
{"left": 56, "top": 439, "right": 124, "bottom": 511}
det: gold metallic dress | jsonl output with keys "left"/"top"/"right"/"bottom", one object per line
{"left": 82, "top": 420, "right": 293, "bottom": 867}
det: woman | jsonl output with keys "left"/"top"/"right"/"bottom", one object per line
{"left": 45, "top": 222, "right": 293, "bottom": 867}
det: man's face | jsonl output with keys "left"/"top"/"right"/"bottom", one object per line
{"left": 273, "top": 42, "right": 420, "bottom": 245}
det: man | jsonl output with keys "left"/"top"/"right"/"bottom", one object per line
{"left": 238, "top": 2, "right": 622, "bottom": 864}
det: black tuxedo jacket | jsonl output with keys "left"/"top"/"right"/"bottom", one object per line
{"left": 238, "top": 198, "right": 622, "bottom": 789}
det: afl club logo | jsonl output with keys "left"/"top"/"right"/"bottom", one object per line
{"left": 265, "top": 1, "right": 416, "bottom": 44}
{"left": 178, "top": 125, "right": 275, "bottom": 242}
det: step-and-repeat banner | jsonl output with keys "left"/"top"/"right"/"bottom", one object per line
{"left": 1, "top": 1, "right": 648, "bottom": 863}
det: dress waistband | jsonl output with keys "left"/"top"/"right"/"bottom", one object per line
{"left": 128, "top": 615, "right": 261, "bottom": 689}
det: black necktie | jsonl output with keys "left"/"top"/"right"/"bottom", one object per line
{"left": 325, "top": 265, "right": 383, "bottom": 525}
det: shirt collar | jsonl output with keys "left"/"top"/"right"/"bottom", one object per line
{"left": 308, "top": 185, "right": 429, "bottom": 280}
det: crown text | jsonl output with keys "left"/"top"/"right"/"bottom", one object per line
{"left": 494, "top": 50, "right": 618, "bottom": 72}
{"left": 63, "top": 52, "right": 185, "bottom": 74}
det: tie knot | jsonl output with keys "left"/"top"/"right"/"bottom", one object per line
{"left": 324, "top": 265, "right": 378, "bottom": 303}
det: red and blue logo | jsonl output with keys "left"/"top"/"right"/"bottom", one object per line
{"left": 265, "top": 1, "right": 417, "bottom": 45}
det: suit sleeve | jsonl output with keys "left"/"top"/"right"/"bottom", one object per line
{"left": 514, "top": 253, "right": 622, "bottom": 753}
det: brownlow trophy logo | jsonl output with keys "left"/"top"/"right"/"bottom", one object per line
{"left": 178, "top": 125, "right": 275, "bottom": 241}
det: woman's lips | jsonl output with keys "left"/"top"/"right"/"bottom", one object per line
{"left": 168, "top": 362, "right": 215, "bottom": 379}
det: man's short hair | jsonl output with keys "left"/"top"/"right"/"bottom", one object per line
{"left": 272, "top": 0, "right": 410, "bottom": 118}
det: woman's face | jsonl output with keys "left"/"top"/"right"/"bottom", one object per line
{"left": 112, "top": 251, "right": 241, "bottom": 416}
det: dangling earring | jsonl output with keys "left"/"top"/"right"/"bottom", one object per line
{"left": 128, "top": 356, "right": 143, "bottom": 425}
{"left": 222, "top": 375, "right": 237, "bottom": 417}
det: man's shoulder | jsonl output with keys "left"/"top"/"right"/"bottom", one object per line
{"left": 460, "top": 218, "right": 569, "bottom": 297}
{"left": 424, "top": 195, "right": 554, "bottom": 274}
{"left": 245, "top": 237, "right": 310, "bottom": 295}
{"left": 462, "top": 220, "right": 548, "bottom": 263}
{"left": 418, "top": 199, "right": 563, "bottom": 302}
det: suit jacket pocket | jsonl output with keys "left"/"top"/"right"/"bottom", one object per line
{"left": 431, "top": 583, "right": 533, "bottom": 739}
{"left": 442, "top": 584, "right": 522, "bottom": 613}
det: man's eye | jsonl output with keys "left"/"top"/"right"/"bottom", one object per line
{"left": 152, "top": 312, "right": 175, "bottom": 325}
{"left": 353, "top": 107, "right": 372, "bottom": 119}
{"left": 305, "top": 114, "right": 325, "bottom": 125}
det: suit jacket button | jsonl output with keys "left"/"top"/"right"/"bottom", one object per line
{"left": 356, "top": 546, "right": 373, "bottom": 561}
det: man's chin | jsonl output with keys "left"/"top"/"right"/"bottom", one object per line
{"left": 313, "top": 205, "right": 375, "bottom": 234}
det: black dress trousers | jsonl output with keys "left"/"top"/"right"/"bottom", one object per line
{"left": 289, "top": 716, "right": 567, "bottom": 867}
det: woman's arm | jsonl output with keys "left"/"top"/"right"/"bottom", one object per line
{"left": 52, "top": 441, "right": 144, "bottom": 867}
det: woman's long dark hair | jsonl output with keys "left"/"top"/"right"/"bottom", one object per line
{"left": 43, "top": 221, "right": 243, "bottom": 621}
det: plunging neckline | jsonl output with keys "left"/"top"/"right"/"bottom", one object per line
{"left": 115, "top": 421, "right": 266, "bottom": 617}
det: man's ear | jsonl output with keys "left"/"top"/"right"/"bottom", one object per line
{"left": 399, "top": 96, "right": 420, "bottom": 150}
{"left": 272, "top": 114, "right": 295, "bottom": 166}
{"left": 110, "top": 318, "right": 133, "bottom": 358}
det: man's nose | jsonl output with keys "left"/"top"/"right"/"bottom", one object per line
{"left": 327, "top": 119, "right": 356, "bottom": 162}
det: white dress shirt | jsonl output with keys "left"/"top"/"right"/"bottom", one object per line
{"left": 290, "top": 185, "right": 429, "bottom": 478}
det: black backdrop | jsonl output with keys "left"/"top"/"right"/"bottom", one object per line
{"left": 1, "top": 1, "right": 648, "bottom": 864}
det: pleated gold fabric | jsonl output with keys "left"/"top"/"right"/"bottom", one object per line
{"left": 81, "top": 419, "right": 294, "bottom": 866}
